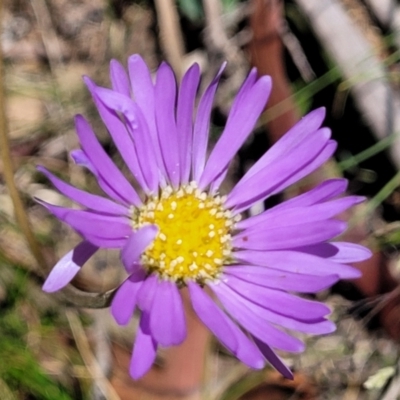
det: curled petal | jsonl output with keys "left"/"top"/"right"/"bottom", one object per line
{"left": 121, "top": 225, "right": 158, "bottom": 273}
{"left": 43, "top": 241, "right": 98, "bottom": 292}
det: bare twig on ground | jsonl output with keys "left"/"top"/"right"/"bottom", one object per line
{"left": 66, "top": 309, "right": 121, "bottom": 400}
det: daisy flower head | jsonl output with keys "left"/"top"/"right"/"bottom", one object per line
{"left": 39, "top": 55, "right": 371, "bottom": 380}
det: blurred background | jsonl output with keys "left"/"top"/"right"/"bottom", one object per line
{"left": 1, "top": 0, "right": 400, "bottom": 398}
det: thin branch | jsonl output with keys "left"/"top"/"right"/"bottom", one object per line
{"left": 66, "top": 309, "right": 121, "bottom": 400}
{"left": 154, "top": 0, "right": 185, "bottom": 80}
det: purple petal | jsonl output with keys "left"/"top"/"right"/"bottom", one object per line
{"left": 191, "top": 63, "right": 226, "bottom": 181}
{"left": 224, "top": 265, "right": 339, "bottom": 293}
{"left": 130, "top": 313, "right": 157, "bottom": 379}
{"left": 328, "top": 242, "right": 372, "bottom": 263}
{"left": 94, "top": 87, "right": 160, "bottom": 193}
{"left": 225, "top": 68, "right": 258, "bottom": 123}
{"left": 226, "top": 128, "right": 332, "bottom": 211}
{"left": 177, "top": 63, "right": 201, "bottom": 184}
{"left": 74, "top": 114, "right": 142, "bottom": 206}
{"left": 211, "top": 282, "right": 305, "bottom": 352}
{"left": 234, "top": 249, "right": 362, "bottom": 279}
{"left": 110, "top": 59, "right": 130, "bottom": 97}
{"left": 237, "top": 196, "right": 364, "bottom": 230}
{"left": 38, "top": 200, "right": 131, "bottom": 248}
{"left": 252, "top": 337, "right": 293, "bottom": 379}
{"left": 149, "top": 280, "right": 186, "bottom": 346}
{"left": 234, "top": 220, "right": 347, "bottom": 250}
{"left": 266, "top": 140, "right": 337, "bottom": 200}
{"left": 43, "top": 241, "right": 98, "bottom": 292}
{"left": 137, "top": 274, "right": 158, "bottom": 313}
{"left": 84, "top": 78, "right": 151, "bottom": 194}
{"left": 111, "top": 269, "right": 146, "bottom": 325}
{"left": 188, "top": 281, "right": 265, "bottom": 369}
{"left": 155, "top": 62, "right": 180, "bottom": 186}
{"left": 272, "top": 178, "right": 348, "bottom": 211}
{"left": 220, "top": 277, "right": 335, "bottom": 334}
{"left": 121, "top": 225, "right": 158, "bottom": 273}
{"left": 199, "top": 74, "right": 272, "bottom": 189}
{"left": 220, "top": 275, "right": 331, "bottom": 321}
{"left": 128, "top": 55, "right": 167, "bottom": 182}
{"left": 38, "top": 166, "right": 128, "bottom": 216}
{"left": 70, "top": 149, "right": 96, "bottom": 175}
{"left": 240, "top": 108, "right": 326, "bottom": 181}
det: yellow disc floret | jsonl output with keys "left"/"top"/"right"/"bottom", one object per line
{"left": 131, "top": 182, "right": 238, "bottom": 284}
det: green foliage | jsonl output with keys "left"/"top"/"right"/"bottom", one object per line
{"left": 178, "top": 0, "right": 203, "bottom": 21}
{"left": 177, "top": 0, "right": 240, "bottom": 22}
{"left": 0, "top": 268, "right": 75, "bottom": 400}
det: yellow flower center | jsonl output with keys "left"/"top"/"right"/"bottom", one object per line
{"left": 132, "top": 182, "right": 238, "bottom": 284}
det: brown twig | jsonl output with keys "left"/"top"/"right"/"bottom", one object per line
{"left": 66, "top": 309, "right": 121, "bottom": 400}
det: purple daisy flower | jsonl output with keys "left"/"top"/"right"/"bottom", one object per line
{"left": 38, "top": 54, "right": 371, "bottom": 380}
